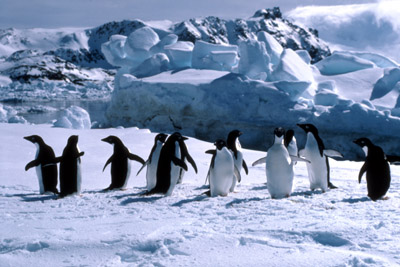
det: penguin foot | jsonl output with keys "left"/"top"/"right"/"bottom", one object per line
{"left": 328, "top": 182, "right": 338, "bottom": 189}
{"left": 202, "top": 190, "right": 211, "bottom": 197}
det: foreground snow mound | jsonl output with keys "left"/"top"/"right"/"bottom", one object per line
{"left": 53, "top": 106, "right": 91, "bottom": 129}
{"left": 1, "top": 123, "right": 400, "bottom": 266}
{"left": 315, "top": 52, "right": 375, "bottom": 75}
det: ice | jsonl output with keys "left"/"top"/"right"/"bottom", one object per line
{"left": 370, "top": 67, "right": 400, "bottom": 101}
{"left": 150, "top": 34, "right": 178, "bottom": 54}
{"left": 315, "top": 52, "right": 375, "bottom": 76}
{"left": 314, "top": 91, "right": 339, "bottom": 106}
{"left": 270, "top": 49, "right": 314, "bottom": 83}
{"left": 256, "top": 31, "right": 283, "bottom": 65}
{"left": 164, "top": 41, "right": 194, "bottom": 69}
{"left": 53, "top": 106, "right": 91, "bottom": 129}
{"left": 132, "top": 53, "right": 170, "bottom": 78}
{"left": 295, "top": 50, "right": 312, "bottom": 64}
{"left": 191, "top": 40, "right": 238, "bottom": 71}
{"left": 100, "top": 35, "right": 129, "bottom": 67}
{"left": 238, "top": 39, "right": 270, "bottom": 80}
{"left": 0, "top": 75, "right": 12, "bottom": 86}
{"left": 124, "top": 26, "right": 160, "bottom": 67}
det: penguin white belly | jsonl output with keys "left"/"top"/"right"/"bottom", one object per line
{"left": 146, "top": 145, "right": 162, "bottom": 191}
{"left": 210, "top": 148, "right": 234, "bottom": 197}
{"left": 265, "top": 145, "right": 293, "bottom": 198}
{"left": 35, "top": 165, "right": 45, "bottom": 194}
{"left": 230, "top": 151, "right": 243, "bottom": 192}
{"left": 76, "top": 145, "right": 82, "bottom": 194}
{"left": 34, "top": 144, "right": 45, "bottom": 194}
{"left": 122, "top": 159, "right": 131, "bottom": 189}
{"left": 166, "top": 142, "right": 181, "bottom": 196}
{"left": 303, "top": 136, "right": 328, "bottom": 191}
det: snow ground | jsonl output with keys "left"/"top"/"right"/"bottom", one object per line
{"left": 1, "top": 123, "right": 400, "bottom": 266}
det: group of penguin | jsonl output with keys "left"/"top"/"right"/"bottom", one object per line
{"left": 24, "top": 123, "right": 397, "bottom": 201}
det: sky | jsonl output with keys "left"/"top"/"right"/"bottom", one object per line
{"left": 0, "top": 0, "right": 378, "bottom": 29}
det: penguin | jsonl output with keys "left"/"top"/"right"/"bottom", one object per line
{"left": 284, "top": 129, "right": 298, "bottom": 157}
{"left": 265, "top": 128, "right": 309, "bottom": 198}
{"left": 252, "top": 129, "right": 298, "bottom": 167}
{"left": 102, "top": 135, "right": 145, "bottom": 191}
{"left": 176, "top": 135, "right": 198, "bottom": 184}
{"left": 24, "top": 135, "right": 58, "bottom": 194}
{"left": 56, "top": 135, "right": 84, "bottom": 197}
{"left": 297, "top": 123, "right": 343, "bottom": 192}
{"left": 146, "top": 132, "right": 188, "bottom": 196}
{"left": 137, "top": 133, "right": 168, "bottom": 191}
{"left": 206, "top": 139, "right": 240, "bottom": 197}
{"left": 353, "top": 138, "right": 391, "bottom": 201}
{"left": 226, "top": 130, "right": 248, "bottom": 192}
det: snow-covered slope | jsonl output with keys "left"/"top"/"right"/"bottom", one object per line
{"left": 1, "top": 123, "right": 400, "bottom": 266}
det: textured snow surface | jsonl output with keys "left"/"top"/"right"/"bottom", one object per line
{"left": 1, "top": 123, "right": 400, "bottom": 266}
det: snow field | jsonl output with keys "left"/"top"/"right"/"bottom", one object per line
{"left": 1, "top": 123, "right": 400, "bottom": 266}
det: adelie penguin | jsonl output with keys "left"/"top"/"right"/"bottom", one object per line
{"left": 256, "top": 128, "right": 308, "bottom": 199}
{"left": 146, "top": 132, "right": 188, "bottom": 196}
{"left": 102, "top": 136, "right": 145, "bottom": 191}
{"left": 137, "top": 133, "right": 168, "bottom": 191}
{"left": 226, "top": 130, "right": 248, "bottom": 192}
{"left": 176, "top": 134, "right": 198, "bottom": 184}
{"left": 297, "top": 123, "right": 343, "bottom": 192}
{"left": 205, "top": 139, "right": 240, "bottom": 197}
{"left": 24, "top": 135, "right": 58, "bottom": 194}
{"left": 353, "top": 138, "right": 396, "bottom": 201}
{"left": 55, "top": 135, "right": 84, "bottom": 197}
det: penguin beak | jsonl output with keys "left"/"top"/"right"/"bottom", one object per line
{"left": 101, "top": 137, "right": 111, "bottom": 144}
{"left": 23, "top": 136, "right": 34, "bottom": 143}
{"left": 182, "top": 136, "right": 188, "bottom": 141}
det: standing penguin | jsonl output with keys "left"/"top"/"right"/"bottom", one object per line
{"left": 226, "top": 130, "right": 248, "bottom": 192}
{"left": 297, "top": 123, "right": 342, "bottom": 192}
{"left": 56, "top": 135, "right": 84, "bottom": 197}
{"left": 146, "top": 132, "right": 188, "bottom": 196}
{"left": 284, "top": 129, "right": 298, "bottom": 157}
{"left": 206, "top": 139, "right": 240, "bottom": 197}
{"left": 102, "top": 136, "right": 145, "bottom": 191}
{"left": 265, "top": 128, "right": 309, "bottom": 198}
{"left": 353, "top": 138, "right": 391, "bottom": 201}
{"left": 137, "top": 133, "right": 168, "bottom": 191}
{"left": 252, "top": 129, "right": 298, "bottom": 167}
{"left": 24, "top": 135, "right": 58, "bottom": 194}
{"left": 176, "top": 135, "right": 198, "bottom": 184}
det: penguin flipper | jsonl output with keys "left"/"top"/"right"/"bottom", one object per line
{"left": 234, "top": 165, "right": 241, "bottom": 183}
{"left": 205, "top": 149, "right": 216, "bottom": 155}
{"left": 252, "top": 157, "right": 266, "bottom": 166}
{"left": 128, "top": 153, "right": 146, "bottom": 165}
{"left": 324, "top": 149, "right": 343, "bottom": 158}
{"left": 186, "top": 153, "right": 198, "bottom": 173}
{"left": 290, "top": 155, "right": 311, "bottom": 163}
{"left": 242, "top": 160, "right": 249, "bottom": 175}
{"left": 136, "top": 160, "right": 149, "bottom": 176}
{"left": 25, "top": 160, "right": 39, "bottom": 171}
{"left": 172, "top": 157, "right": 188, "bottom": 171}
{"left": 358, "top": 162, "right": 367, "bottom": 183}
{"left": 103, "top": 156, "right": 113, "bottom": 172}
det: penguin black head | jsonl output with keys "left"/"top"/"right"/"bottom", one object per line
{"left": 353, "top": 137, "right": 373, "bottom": 148}
{"left": 24, "top": 135, "right": 44, "bottom": 144}
{"left": 274, "top": 127, "right": 285, "bottom": 138}
{"left": 214, "top": 139, "right": 227, "bottom": 150}
{"left": 297, "top": 123, "right": 318, "bottom": 135}
{"left": 170, "top": 132, "right": 188, "bottom": 142}
{"left": 67, "top": 135, "right": 79, "bottom": 146}
{"left": 284, "top": 129, "right": 294, "bottom": 148}
{"left": 155, "top": 133, "right": 168, "bottom": 144}
{"left": 101, "top": 135, "right": 123, "bottom": 145}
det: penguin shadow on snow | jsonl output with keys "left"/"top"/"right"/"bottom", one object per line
{"left": 290, "top": 190, "right": 324, "bottom": 198}
{"left": 225, "top": 197, "right": 265, "bottom": 208}
{"left": 171, "top": 195, "right": 209, "bottom": 207}
{"left": 20, "top": 194, "right": 58, "bottom": 202}
{"left": 119, "top": 196, "right": 163, "bottom": 206}
{"left": 113, "top": 189, "right": 148, "bottom": 200}
{"left": 251, "top": 184, "right": 268, "bottom": 191}
{"left": 341, "top": 197, "right": 371, "bottom": 204}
